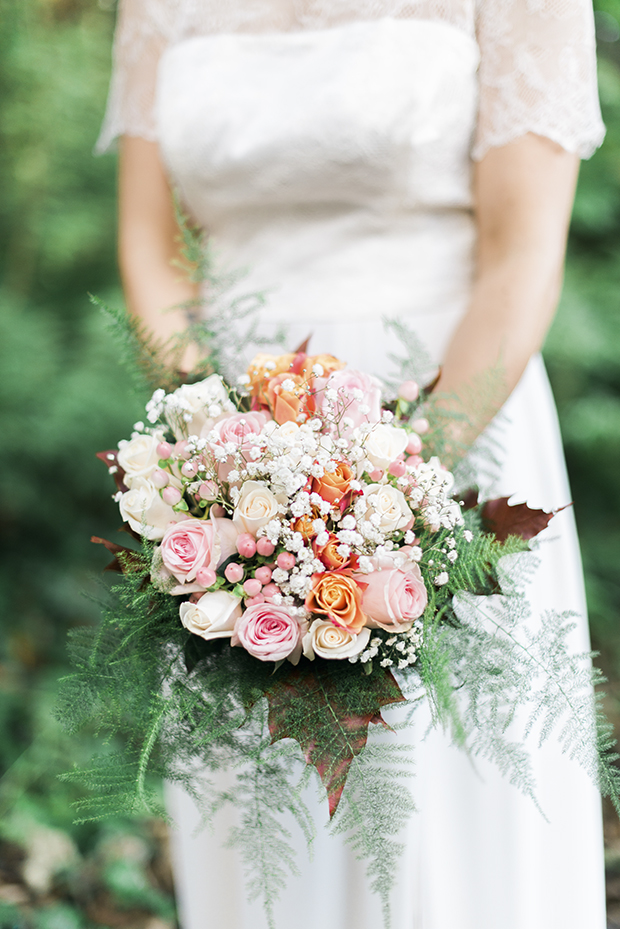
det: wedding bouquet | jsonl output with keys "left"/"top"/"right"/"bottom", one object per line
{"left": 61, "top": 339, "right": 620, "bottom": 927}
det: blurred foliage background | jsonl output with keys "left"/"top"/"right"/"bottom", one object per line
{"left": 0, "top": 0, "right": 619, "bottom": 926}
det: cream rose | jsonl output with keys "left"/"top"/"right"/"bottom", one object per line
{"left": 119, "top": 477, "right": 181, "bottom": 540}
{"left": 363, "top": 424, "right": 408, "bottom": 470}
{"left": 117, "top": 431, "right": 164, "bottom": 486}
{"left": 166, "top": 375, "right": 235, "bottom": 439}
{"left": 232, "top": 481, "right": 280, "bottom": 536}
{"left": 302, "top": 620, "right": 371, "bottom": 660}
{"left": 363, "top": 484, "right": 412, "bottom": 533}
{"left": 179, "top": 591, "right": 242, "bottom": 640}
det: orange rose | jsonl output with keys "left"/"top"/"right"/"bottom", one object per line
{"left": 292, "top": 508, "right": 326, "bottom": 541}
{"left": 266, "top": 373, "right": 316, "bottom": 425}
{"left": 307, "top": 354, "right": 346, "bottom": 377}
{"left": 311, "top": 461, "right": 353, "bottom": 506}
{"left": 305, "top": 571, "right": 367, "bottom": 634}
{"left": 247, "top": 353, "right": 296, "bottom": 405}
{"left": 313, "top": 532, "right": 354, "bottom": 570}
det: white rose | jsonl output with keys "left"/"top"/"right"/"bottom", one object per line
{"left": 166, "top": 375, "right": 235, "bottom": 439}
{"left": 302, "top": 620, "right": 371, "bottom": 660}
{"left": 232, "top": 481, "right": 280, "bottom": 536}
{"left": 179, "top": 591, "right": 242, "bottom": 640}
{"left": 363, "top": 424, "right": 408, "bottom": 470}
{"left": 119, "top": 477, "right": 181, "bottom": 540}
{"left": 364, "top": 484, "right": 412, "bottom": 533}
{"left": 117, "top": 431, "right": 164, "bottom": 486}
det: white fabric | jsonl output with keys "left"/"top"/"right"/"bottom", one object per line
{"left": 98, "top": 4, "right": 606, "bottom": 926}
{"left": 96, "top": 0, "right": 605, "bottom": 158}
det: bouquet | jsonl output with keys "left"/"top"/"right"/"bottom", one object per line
{"left": 61, "top": 341, "right": 620, "bottom": 927}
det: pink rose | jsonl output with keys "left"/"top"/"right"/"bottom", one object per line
{"left": 355, "top": 563, "right": 427, "bottom": 632}
{"left": 232, "top": 603, "right": 306, "bottom": 664}
{"left": 319, "top": 368, "right": 382, "bottom": 432}
{"left": 160, "top": 514, "right": 239, "bottom": 587}
{"left": 211, "top": 411, "right": 270, "bottom": 450}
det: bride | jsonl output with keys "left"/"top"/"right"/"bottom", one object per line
{"left": 97, "top": 1, "right": 607, "bottom": 927}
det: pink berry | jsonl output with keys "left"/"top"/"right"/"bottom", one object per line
{"left": 175, "top": 440, "right": 191, "bottom": 460}
{"left": 256, "top": 538, "right": 275, "bottom": 557}
{"left": 156, "top": 441, "right": 173, "bottom": 459}
{"left": 243, "top": 578, "right": 262, "bottom": 598}
{"left": 388, "top": 459, "right": 407, "bottom": 478}
{"left": 225, "top": 562, "right": 244, "bottom": 584}
{"left": 196, "top": 567, "right": 217, "bottom": 588}
{"left": 398, "top": 380, "right": 420, "bottom": 403}
{"left": 261, "top": 583, "right": 280, "bottom": 600}
{"left": 411, "top": 418, "right": 429, "bottom": 435}
{"left": 245, "top": 594, "right": 265, "bottom": 607}
{"left": 368, "top": 468, "right": 384, "bottom": 482}
{"left": 181, "top": 460, "right": 198, "bottom": 478}
{"left": 406, "top": 454, "right": 424, "bottom": 468}
{"left": 277, "top": 552, "right": 296, "bottom": 571}
{"left": 162, "top": 485, "right": 182, "bottom": 505}
{"left": 254, "top": 566, "right": 272, "bottom": 586}
{"left": 236, "top": 533, "right": 257, "bottom": 558}
{"left": 406, "top": 433, "right": 423, "bottom": 456}
{"left": 151, "top": 468, "right": 170, "bottom": 489}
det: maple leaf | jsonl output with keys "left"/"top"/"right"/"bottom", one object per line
{"left": 91, "top": 536, "right": 146, "bottom": 574}
{"left": 481, "top": 497, "right": 569, "bottom": 543}
{"left": 266, "top": 663, "right": 405, "bottom": 817}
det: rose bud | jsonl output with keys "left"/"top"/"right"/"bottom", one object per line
{"left": 152, "top": 468, "right": 170, "bottom": 489}
{"left": 254, "top": 566, "right": 272, "bottom": 585}
{"left": 388, "top": 459, "right": 407, "bottom": 478}
{"left": 156, "top": 441, "right": 173, "bottom": 459}
{"left": 181, "top": 460, "right": 198, "bottom": 478}
{"left": 406, "top": 433, "right": 423, "bottom": 455}
{"left": 243, "top": 578, "right": 263, "bottom": 598}
{"left": 276, "top": 552, "right": 296, "bottom": 571}
{"left": 256, "top": 538, "right": 276, "bottom": 557}
{"left": 162, "top": 485, "right": 182, "bottom": 505}
{"left": 237, "top": 533, "right": 257, "bottom": 558}
{"left": 398, "top": 380, "right": 419, "bottom": 403}
{"left": 411, "top": 418, "right": 429, "bottom": 435}
{"left": 196, "top": 567, "right": 217, "bottom": 588}
{"left": 225, "top": 562, "right": 244, "bottom": 584}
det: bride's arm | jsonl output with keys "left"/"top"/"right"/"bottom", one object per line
{"left": 436, "top": 133, "right": 579, "bottom": 441}
{"left": 118, "top": 136, "right": 199, "bottom": 351}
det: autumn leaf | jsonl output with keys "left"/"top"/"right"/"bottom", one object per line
{"left": 266, "top": 664, "right": 405, "bottom": 817}
{"left": 96, "top": 449, "right": 128, "bottom": 493}
{"left": 481, "top": 497, "right": 570, "bottom": 543}
{"left": 91, "top": 536, "right": 146, "bottom": 574}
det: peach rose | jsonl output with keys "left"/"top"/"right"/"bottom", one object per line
{"left": 302, "top": 619, "right": 371, "bottom": 660}
{"left": 292, "top": 509, "right": 326, "bottom": 541}
{"left": 306, "top": 354, "right": 346, "bottom": 377}
{"left": 313, "top": 532, "right": 353, "bottom": 570}
{"left": 266, "top": 373, "right": 316, "bottom": 425}
{"left": 354, "top": 564, "right": 427, "bottom": 632}
{"left": 232, "top": 481, "right": 280, "bottom": 536}
{"left": 305, "top": 572, "right": 367, "bottom": 634}
{"left": 311, "top": 461, "right": 353, "bottom": 506}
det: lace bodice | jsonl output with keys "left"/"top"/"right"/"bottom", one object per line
{"left": 97, "top": 0, "right": 604, "bottom": 159}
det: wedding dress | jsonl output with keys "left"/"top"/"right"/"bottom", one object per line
{"left": 98, "top": 2, "right": 608, "bottom": 927}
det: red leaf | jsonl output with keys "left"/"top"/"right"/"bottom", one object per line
{"left": 91, "top": 536, "right": 145, "bottom": 574}
{"left": 96, "top": 450, "right": 128, "bottom": 493}
{"left": 266, "top": 665, "right": 405, "bottom": 817}
{"left": 481, "top": 497, "right": 570, "bottom": 543}
{"left": 292, "top": 335, "right": 312, "bottom": 355}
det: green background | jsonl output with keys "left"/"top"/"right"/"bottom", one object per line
{"left": 0, "top": 1, "right": 619, "bottom": 925}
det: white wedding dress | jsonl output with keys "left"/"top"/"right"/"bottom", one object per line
{"left": 98, "top": 2, "right": 608, "bottom": 927}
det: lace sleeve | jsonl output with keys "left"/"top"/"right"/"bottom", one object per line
{"left": 474, "top": 0, "right": 605, "bottom": 161}
{"left": 96, "top": 0, "right": 175, "bottom": 153}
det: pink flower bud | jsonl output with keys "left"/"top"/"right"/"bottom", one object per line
{"left": 211, "top": 504, "right": 225, "bottom": 518}
{"left": 243, "top": 578, "right": 262, "bottom": 598}
{"left": 181, "top": 460, "right": 198, "bottom": 478}
{"left": 276, "top": 552, "right": 296, "bottom": 571}
{"left": 196, "top": 567, "right": 217, "bottom": 588}
{"left": 198, "top": 481, "right": 217, "bottom": 501}
{"left": 225, "top": 562, "right": 244, "bottom": 584}
{"left": 388, "top": 459, "right": 407, "bottom": 478}
{"left": 152, "top": 468, "right": 170, "bottom": 489}
{"left": 411, "top": 418, "right": 429, "bottom": 435}
{"left": 254, "top": 566, "right": 272, "bottom": 586}
{"left": 162, "top": 485, "right": 182, "bottom": 505}
{"left": 156, "top": 441, "right": 173, "bottom": 459}
{"left": 406, "top": 433, "right": 423, "bottom": 456}
{"left": 398, "top": 380, "right": 419, "bottom": 403}
{"left": 406, "top": 454, "right": 424, "bottom": 469}
{"left": 261, "top": 583, "right": 280, "bottom": 600}
{"left": 175, "top": 440, "right": 191, "bottom": 460}
{"left": 256, "top": 538, "right": 276, "bottom": 557}
{"left": 368, "top": 468, "right": 384, "bottom": 482}
{"left": 237, "top": 533, "right": 257, "bottom": 558}
{"left": 244, "top": 594, "right": 265, "bottom": 607}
